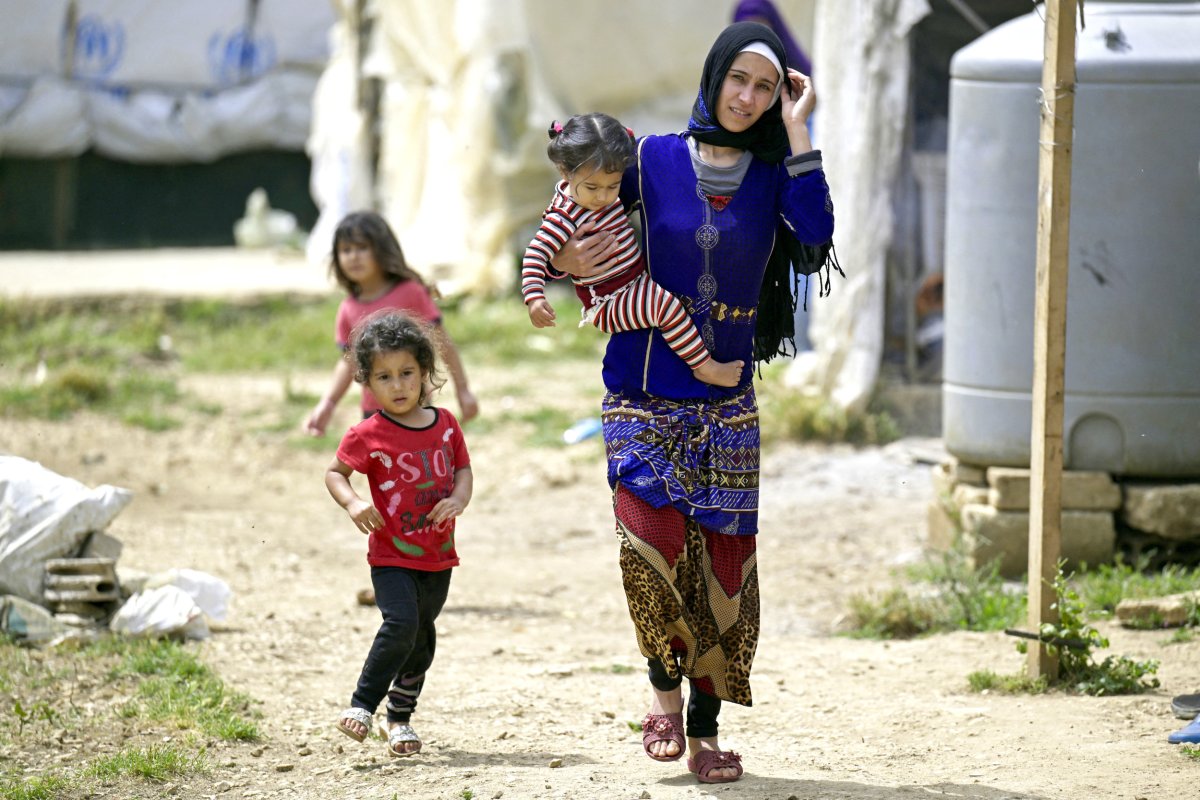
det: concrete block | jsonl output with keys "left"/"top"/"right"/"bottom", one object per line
{"left": 986, "top": 467, "right": 1122, "bottom": 511}
{"left": 1123, "top": 483, "right": 1200, "bottom": 541}
{"left": 957, "top": 504, "right": 1116, "bottom": 578}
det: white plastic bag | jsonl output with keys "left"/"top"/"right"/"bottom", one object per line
{"left": 147, "top": 568, "right": 232, "bottom": 623}
{"left": 0, "top": 456, "right": 131, "bottom": 604}
{"left": 110, "top": 585, "right": 210, "bottom": 640}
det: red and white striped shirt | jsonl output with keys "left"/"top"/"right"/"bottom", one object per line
{"left": 521, "top": 181, "right": 641, "bottom": 304}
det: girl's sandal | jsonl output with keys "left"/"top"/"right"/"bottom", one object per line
{"left": 641, "top": 713, "right": 685, "bottom": 762}
{"left": 335, "top": 707, "right": 374, "bottom": 743}
{"left": 687, "top": 749, "right": 743, "bottom": 784}
{"left": 387, "top": 723, "right": 422, "bottom": 757}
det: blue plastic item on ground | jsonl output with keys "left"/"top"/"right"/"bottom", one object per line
{"left": 562, "top": 417, "right": 603, "bottom": 445}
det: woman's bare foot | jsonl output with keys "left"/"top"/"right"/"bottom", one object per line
{"left": 645, "top": 686, "right": 684, "bottom": 760}
{"left": 693, "top": 358, "right": 744, "bottom": 387}
{"left": 688, "top": 736, "right": 741, "bottom": 781}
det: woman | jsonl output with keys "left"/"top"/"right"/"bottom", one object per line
{"left": 555, "top": 22, "right": 834, "bottom": 784}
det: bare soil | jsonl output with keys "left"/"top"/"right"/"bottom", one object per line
{"left": 4, "top": 357, "right": 1198, "bottom": 800}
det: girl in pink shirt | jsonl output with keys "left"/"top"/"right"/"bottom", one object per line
{"left": 303, "top": 212, "right": 478, "bottom": 436}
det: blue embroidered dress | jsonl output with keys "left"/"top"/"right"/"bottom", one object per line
{"left": 601, "top": 132, "right": 834, "bottom": 537}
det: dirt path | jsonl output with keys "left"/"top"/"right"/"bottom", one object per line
{"left": 6, "top": 358, "right": 1199, "bottom": 800}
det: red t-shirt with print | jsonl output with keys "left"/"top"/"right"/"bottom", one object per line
{"left": 335, "top": 408, "right": 469, "bottom": 571}
{"left": 335, "top": 280, "right": 442, "bottom": 413}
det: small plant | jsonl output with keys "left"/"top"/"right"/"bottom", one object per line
{"left": 12, "top": 698, "right": 58, "bottom": 734}
{"left": 991, "top": 562, "right": 1161, "bottom": 697}
{"left": 1166, "top": 627, "right": 1197, "bottom": 645}
{"left": 460, "top": 790, "right": 475, "bottom": 800}
{"left": 1179, "top": 745, "right": 1200, "bottom": 761}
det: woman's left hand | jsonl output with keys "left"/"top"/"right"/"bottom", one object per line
{"left": 780, "top": 69, "right": 816, "bottom": 129}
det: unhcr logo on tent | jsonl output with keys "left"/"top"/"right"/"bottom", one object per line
{"left": 208, "top": 27, "right": 276, "bottom": 85}
{"left": 71, "top": 15, "right": 125, "bottom": 80}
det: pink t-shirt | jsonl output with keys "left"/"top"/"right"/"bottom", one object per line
{"left": 335, "top": 280, "right": 441, "bottom": 413}
{"left": 335, "top": 408, "right": 470, "bottom": 571}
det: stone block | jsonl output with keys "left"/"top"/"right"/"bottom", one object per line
{"left": 1123, "top": 483, "right": 1200, "bottom": 541}
{"left": 930, "top": 461, "right": 955, "bottom": 500}
{"left": 1115, "top": 591, "right": 1200, "bottom": 628}
{"left": 986, "top": 467, "right": 1122, "bottom": 512}
{"left": 926, "top": 500, "right": 960, "bottom": 552}
{"left": 951, "top": 459, "right": 987, "bottom": 488}
{"left": 957, "top": 504, "right": 1116, "bottom": 578}
{"left": 953, "top": 484, "right": 990, "bottom": 509}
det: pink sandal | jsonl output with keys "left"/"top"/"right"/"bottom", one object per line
{"left": 687, "top": 749, "right": 743, "bottom": 783}
{"left": 641, "top": 713, "right": 685, "bottom": 762}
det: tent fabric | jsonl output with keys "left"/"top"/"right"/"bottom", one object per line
{"left": 785, "top": 0, "right": 931, "bottom": 412}
{"left": 0, "top": 0, "right": 333, "bottom": 162}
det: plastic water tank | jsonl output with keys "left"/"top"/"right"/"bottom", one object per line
{"left": 942, "top": 1, "right": 1200, "bottom": 477}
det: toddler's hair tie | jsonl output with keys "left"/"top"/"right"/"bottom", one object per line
{"left": 548, "top": 120, "right": 564, "bottom": 139}
{"left": 626, "top": 126, "right": 635, "bottom": 139}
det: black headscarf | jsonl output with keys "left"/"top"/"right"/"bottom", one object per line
{"left": 688, "top": 21, "right": 790, "bottom": 164}
{"left": 688, "top": 22, "right": 841, "bottom": 364}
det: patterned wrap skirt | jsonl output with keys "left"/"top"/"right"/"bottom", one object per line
{"left": 601, "top": 388, "right": 761, "bottom": 706}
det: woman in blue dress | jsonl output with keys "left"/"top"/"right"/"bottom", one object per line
{"left": 555, "top": 21, "right": 834, "bottom": 784}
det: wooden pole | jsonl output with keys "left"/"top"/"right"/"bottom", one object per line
{"left": 1027, "top": 0, "right": 1078, "bottom": 680}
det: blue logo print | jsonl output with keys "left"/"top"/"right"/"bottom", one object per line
{"left": 71, "top": 15, "right": 125, "bottom": 81}
{"left": 208, "top": 27, "right": 276, "bottom": 85}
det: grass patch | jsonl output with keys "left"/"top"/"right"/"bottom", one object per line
{"left": 966, "top": 669, "right": 1050, "bottom": 694}
{"left": 844, "top": 548, "right": 1025, "bottom": 639}
{"left": 0, "top": 294, "right": 607, "bottom": 429}
{"left": 102, "top": 638, "right": 260, "bottom": 741}
{"left": 0, "top": 635, "right": 252, "bottom": 799}
{"left": 756, "top": 366, "right": 901, "bottom": 446}
{"left": 83, "top": 742, "right": 208, "bottom": 782}
{"left": 440, "top": 295, "right": 605, "bottom": 365}
{"left": 1074, "top": 555, "right": 1200, "bottom": 627}
{"left": 0, "top": 773, "right": 71, "bottom": 800}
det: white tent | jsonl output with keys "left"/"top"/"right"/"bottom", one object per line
{"left": 0, "top": 0, "right": 333, "bottom": 161}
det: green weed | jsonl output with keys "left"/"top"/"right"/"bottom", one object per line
{"left": 1074, "top": 554, "right": 1200, "bottom": 624}
{"left": 844, "top": 547, "right": 1025, "bottom": 639}
{"left": 83, "top": 742, "right": 207, "bottom": 782}
{"left": 756, "top": 369, "right": 901, "bottom": 446}
{"left": 104, "top": 639, "right": 260, "bottom": 741}
{"left": 0, "top": 773, "right": 71, "bottom": 800}
{"left": 966, "top": 669, "right": 1049, "bottom": 694}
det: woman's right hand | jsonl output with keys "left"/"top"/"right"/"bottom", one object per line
{"left": 550, "top": 220, "right": 620, "bottom": 278}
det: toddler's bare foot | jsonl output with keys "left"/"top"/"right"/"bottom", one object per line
{"left": 693, "top": 358, "right": 744, "bottom": 387}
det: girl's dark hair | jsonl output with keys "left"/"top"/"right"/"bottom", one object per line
{"left": 331, "top": 211, "right": 437, "bottom": 299}
{"left": 349, "top": 310, "right": 444, "bottom": 406}
{"left": 546, "top": 113, "right": 635, "bottom": 176}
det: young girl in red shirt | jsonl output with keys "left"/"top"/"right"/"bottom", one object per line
{"left": 325, "top": 310, "right": 473, "bottom": 757}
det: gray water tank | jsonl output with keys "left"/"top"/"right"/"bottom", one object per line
{"left": 942, "top": 1, "right": 1200, "bottom": 477}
